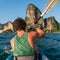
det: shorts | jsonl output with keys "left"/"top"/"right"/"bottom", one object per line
{"left": 13, "top": 55, "right": 35, "bottom": 60}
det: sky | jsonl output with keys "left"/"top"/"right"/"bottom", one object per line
{"left": 0, "top": 0, "right": 60, "bottom": 24}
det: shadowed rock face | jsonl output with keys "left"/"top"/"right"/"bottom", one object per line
{"left": 44, "top": 16, "right": 59, "bottom": 31}
{"left": 25, "top": 4, "right": 44, "bottom": 30}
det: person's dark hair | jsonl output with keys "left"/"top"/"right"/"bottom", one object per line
{"left": 13, "top": 18, "right": 26, "bottom": 31}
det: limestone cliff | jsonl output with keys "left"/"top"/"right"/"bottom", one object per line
{"left": 0, "top": 4, "right": 59, "bottom": 33}
{"left": 25, "top": 4, "right": 44, "bottom": 30}
{"left": 25, "top": 4, "right": 59, "bottom": 32}
{"left": 44, "top": 16, "right": 59, "bottom": 31}
{"left": 0, "top": 22, "right": 13, "bottom": 33}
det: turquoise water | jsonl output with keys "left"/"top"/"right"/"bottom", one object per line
{"left": 0, "top": 32, "right": 60, "bottom": 60}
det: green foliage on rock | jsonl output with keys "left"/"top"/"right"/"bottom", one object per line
{"left": 25, "top": 17, "right": 29, "bottom": 22}
{"left": 3, "top": 29, "right": 13, "bottom": 33}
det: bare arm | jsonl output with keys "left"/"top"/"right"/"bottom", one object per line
{"left": 10, "top": 38, "right": 14, "bottom": 51}
{"left": 28, "top": 27, "right": 45, "bottom": 52}
{"left": 28, "top": 27, "right": 45, "bottom": 49}
{"left": 35, "top": 28, "right": 45, "bottom": 38}
{"left": 29, "top": 24, "right": 45, "bottom": 38}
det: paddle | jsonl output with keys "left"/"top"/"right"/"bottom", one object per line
{"left": 35, "top": 0, "right": 59, "bottom": 24}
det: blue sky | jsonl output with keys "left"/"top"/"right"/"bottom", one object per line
{"left": 0, "top": 0, "right": 60, "bottom": 24}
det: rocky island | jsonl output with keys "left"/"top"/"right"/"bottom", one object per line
{"left": 0, "top": 4, "right": 60, "bottom": 33}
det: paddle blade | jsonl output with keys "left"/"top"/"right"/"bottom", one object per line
{"left": 41, "top": 0, "right": 59, "bottom": 16}
{"left": 44, "top": 0, "right": 59, "bottom": 14}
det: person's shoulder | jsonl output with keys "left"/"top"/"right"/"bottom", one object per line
{"left": 28, "top": 31, "right": 37, "bottom": 38}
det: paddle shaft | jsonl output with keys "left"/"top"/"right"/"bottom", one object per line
{"left": 35, "top": 0, "right": 55, "bottom": 24}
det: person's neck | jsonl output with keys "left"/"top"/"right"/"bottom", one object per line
{"left": 17, "top": 30, "right": 25, "bottom": 37}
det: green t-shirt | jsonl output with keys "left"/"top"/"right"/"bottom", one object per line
{"left": 13, "top": 32, "right": 35, "bottom": 56}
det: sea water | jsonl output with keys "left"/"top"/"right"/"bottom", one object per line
{"left": 0, "top": 32, "right": 60, "bottom": 60}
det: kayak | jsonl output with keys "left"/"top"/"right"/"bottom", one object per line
{"left": 6, "top": 54, "right": 13, "bottom": 60}
{"left": 40, "top": 50, "right": 49, "bottom": 60}
{"left": 6, "top": 50, "right": 49, "bottom": 60}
